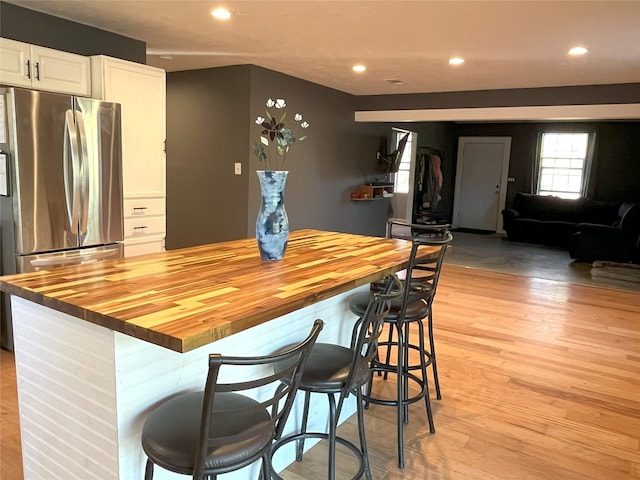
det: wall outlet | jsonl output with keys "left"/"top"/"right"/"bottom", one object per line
{"left": 234, "top": 163, "right": 242, "bottom": 175}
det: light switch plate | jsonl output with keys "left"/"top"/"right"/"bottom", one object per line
{"left": 234, "top": 163, "right": 242, "bottom": 175}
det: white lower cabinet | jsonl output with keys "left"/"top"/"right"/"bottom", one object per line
{"left": 123, "top": 197, "right": 166, "bottom": 257}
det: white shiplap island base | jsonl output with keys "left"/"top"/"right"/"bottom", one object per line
{"left": 12, "top": 288, "right": 364, "bottom": 479}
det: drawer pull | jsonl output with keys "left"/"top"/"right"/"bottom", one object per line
{"left": 133, "top": 226, "right": 148, "bottom": 233}
{"left": 132, "top": 206, "right": 148, "bottom": 214}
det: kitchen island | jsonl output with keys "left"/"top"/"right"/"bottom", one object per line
{"left": 1, "top": 230, "right": 433, "bottom": 479}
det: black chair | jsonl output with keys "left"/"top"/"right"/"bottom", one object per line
{"left": 270, "top": 274, "right": 403, "bottom": 480}
{"left": 141, "top": 319, "right": 323, "bottom": 480}
{"left": 349, "top": 221, "right": 453, "bottom": 468}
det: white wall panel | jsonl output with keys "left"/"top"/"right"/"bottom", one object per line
{"left": 12, "top": 297, "right": 118, "bottom": 480}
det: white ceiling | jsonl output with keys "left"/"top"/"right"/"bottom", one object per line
{"left": 5, "top": 0, "right": 640, "bottom": 96}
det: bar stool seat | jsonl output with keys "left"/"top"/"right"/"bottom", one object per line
{"left": 142, "top": 392, "right": 273, "bottom": 474}
{"left": 300, "top": 344, "right": 353, "bottom": 390}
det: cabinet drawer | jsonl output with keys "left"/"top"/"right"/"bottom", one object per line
{"left": 123, "top": 198, "right": 165, "bottom": 217}
{"left": 124, "top": 216, "right": 165, "bottom": 238}
{"left": 124, "top": 235, "right": 165, "bottom": 257}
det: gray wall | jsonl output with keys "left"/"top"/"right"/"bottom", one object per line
{"left": 166, "top": 66, "right": 252, "bottom": 249}
{"left": 166, "top": 65, "right": 391, "bottom": 249}
{"left": 247, "top": 67, "right": 390, "bottom": 239}
{"left": 0, "top": 1, "right": 146, "bottom": 63}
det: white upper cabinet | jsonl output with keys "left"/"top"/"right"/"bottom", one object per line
{"left": 0, "top": 38, "right": 90, "bottom": 96}
{"left": 91, "top": 55, "right": 166, "bottom": 199}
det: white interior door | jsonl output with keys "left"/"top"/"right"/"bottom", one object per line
{"left": 452, "top": 137, "right": 511, "bottom": 232}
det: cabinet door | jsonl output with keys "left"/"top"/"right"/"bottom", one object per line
{"left": 0, "top": 39, "right": 90, "bottom": 95}
{"left": 94, "top": 57, "right": 166, "bottom": 199}
{"left": 31, "top": 45, "right": 91, "bottom": 96}
{"left": 0, "top": 38, "right": 31, "bottom": 87}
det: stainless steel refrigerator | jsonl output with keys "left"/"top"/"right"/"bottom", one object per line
{"left": 0, "top": 87, "right": 124, "bottom": 350}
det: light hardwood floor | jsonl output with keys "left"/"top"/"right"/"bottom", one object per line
{"left": 2, "top": 264, "right": 639, "bottom": 479}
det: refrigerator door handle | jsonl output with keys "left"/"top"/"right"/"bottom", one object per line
{"left": 75, "top": 109, "right": 90, "bottom": 236}
{"left": 63, "top": 109, "right": 81, "bottom": 231}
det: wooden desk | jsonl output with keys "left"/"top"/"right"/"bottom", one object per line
{"left": 0, "top": 230, "right": 433, "bottom": 479}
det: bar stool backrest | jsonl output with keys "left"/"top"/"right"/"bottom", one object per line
{"left": 344, "top": 274, "right": 404, "bottom": 394}
{"left": 397, "top": 231, "right": 454, "bottom": 327}
{"left": 193, "top": 319, "right": 324, "bottom": 479}
{"left": 386, "top": 218, "right": 451, "bottom": 240}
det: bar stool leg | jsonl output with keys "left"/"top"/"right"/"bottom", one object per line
{"left": 427, "top": 310, "right": 442, "bottom": 400}
{"left": 145, "top": 458, "right": 154, "bottom": 480}
{"left": 364, "top": 366, "right": 374, "bottom": 410}
{"left": 327, "top": 393, "right": 337, "bottom": 480}
{"left": 395, "top": 322, "right": 405, "bottom": 469}
{"left": 260, "top": 453, "right": 270, "bottom": 480}
{"left": 382, "top": 323, "right": 394, "bottom": 380}
{"left": 355, "top": 387, "right": 373, "bottom": 480}
{"left": 417, "top": 318, "right": 435, "bottom": 434}
{"left": 296, "top": 391, "right": 312, "bottom": 461}
{"left": 402, "top": 322, "right": 411, "bottom": 424}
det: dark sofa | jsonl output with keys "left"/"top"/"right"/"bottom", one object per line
{"left": 569, "top": 202, "right": 640, "bottom": 264}
{"left": 502, "top": 192, "right": 621, "bottom": 248}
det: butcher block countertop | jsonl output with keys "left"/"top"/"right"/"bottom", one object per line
{"left": 0, "top": 230, "right": 432, "bottom": 353}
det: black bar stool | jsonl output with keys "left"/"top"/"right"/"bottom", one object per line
{"left": 349, "top": 222, "right": 453, "bottom": 468}
{"left": 270, "top": 274, "right": 404, "bottom": 480}
{"left": 140, "top": 320, "right": 323, "bottom": 480}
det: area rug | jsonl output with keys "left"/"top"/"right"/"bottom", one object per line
{"left": 590, "top": 260, "right": 640, "bottom": 287}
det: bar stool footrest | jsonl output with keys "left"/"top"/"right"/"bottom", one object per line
{"left": 365, "top": 368, "right": 428, "bottom": 407}
{"left": 271, "top": 431, "right": 366, "bottom": 480}
{"left": 377, "top": 340, "right": 434, "bottom": 372}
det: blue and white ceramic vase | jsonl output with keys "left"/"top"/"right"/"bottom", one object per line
{"left": 256, "top": 170, "right": 289, "bottom": 261}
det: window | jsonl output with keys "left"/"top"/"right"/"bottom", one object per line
{"left": 392, "top": 129, "right": 414, "bottom": 194}
{"left": 536, "top": 132, "right": 593, "bottom": 199}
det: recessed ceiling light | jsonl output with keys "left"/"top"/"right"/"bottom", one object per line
{"left": 352, "top": 65, "right": 366, "bottom": 73}
{"left": 568, "top": 46, "right": 588, "bottom": 56}
{"left": 211, "top": 8, "right": 232, "bottom": 19}
{"left": 449, "top": 57, "right": 464, "bottom": 65}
